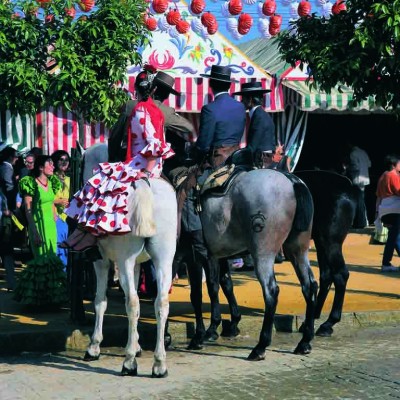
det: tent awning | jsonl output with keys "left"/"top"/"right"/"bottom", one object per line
{"left": 127, "top": 76, "right": 284, "bottom": 113}
{"left": 282, "top": 80, "right": 381, "bottom": 113}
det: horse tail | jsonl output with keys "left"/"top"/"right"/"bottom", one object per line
{"left": 283, "top": 172, "right": 314, "bottom": 232}
{"left": 131, "top": 179, "right": 157, "bottom": 237}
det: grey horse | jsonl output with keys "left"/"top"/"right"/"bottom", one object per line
{"left": 78, "top": 143, "right": 177, "bottom": 377}
{"left": 193, "top": 168, "right": 317, "bottom": 360}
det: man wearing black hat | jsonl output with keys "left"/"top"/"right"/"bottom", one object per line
{"left": 195, "top": 65, "right": 246, "bottom": 168}
{"left": 233, "top": 81, "right": 276, "bottom": 168}
{"left": 108, "top": 70, "right": 194, "bottom": 163}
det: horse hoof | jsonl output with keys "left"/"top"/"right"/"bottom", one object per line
{"left": 83, "top": 351, "right": 100, "bottom": 362}
{"left": 220, "top": 320, "right": 241, "bottom": 337}
{"left": 294, "top": 342, "right": 312, "bottom": 355}
{"left": 247, "top": 348, "right": 266, "bottom": 361}
{"left": 204, "top": 331, "right": 219, "bottom": 342}
{"left": 121, "top": 365, "right": 138, "bottom": 376}
{"left": 164, "top": 333, "right": 172, "bottom": 349}
{"left": 316, "top": 325, "right": 333, "bottom": 337}
{"left": 152, "top": 370, "right": 168, "bottom": 378}
{"left": 187, "top": 339, "right": 203, "bottom": 351}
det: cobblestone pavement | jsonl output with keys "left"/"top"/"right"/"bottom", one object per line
{"left": 1, "top": 324, "right": 399, "bottom": 400}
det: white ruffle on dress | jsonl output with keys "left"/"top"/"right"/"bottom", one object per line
{"left": 66, "top": 100, "right": 174, "bottom": 234}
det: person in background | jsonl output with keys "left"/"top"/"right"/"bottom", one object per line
{"left": 233, "top": 81, "right": 276, "bottom": 168}
{"left": 375, "top": 154, "right": 400, "bottom": 273}
{"left": 343, "top": 143, "right": 371, "bottom": 228}
{"left": 0, "top": 144, "right": 19, "bottom": 291}
{"left": 14, "top": 155, "right": 68, "bottom": 306}
{"left": 51, "top": 150, "right": 71, "bottom": 268}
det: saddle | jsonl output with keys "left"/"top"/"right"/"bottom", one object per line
{"left": 201, "top": 148, "right": 255, "bottom": 197}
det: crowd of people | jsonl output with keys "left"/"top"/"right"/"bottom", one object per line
{"left": 1, "top": 63, "right": 399, "bottom": 312}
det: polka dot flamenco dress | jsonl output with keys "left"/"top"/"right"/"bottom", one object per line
{"left": 66, "top": 98, "right": 174, "bottom": 235}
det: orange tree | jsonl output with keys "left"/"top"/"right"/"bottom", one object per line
{"left": 0, "top": 0, "right": 149, "bottom": 139}
{"left": 277, "top": 1, "right": 400, "bottom": 112}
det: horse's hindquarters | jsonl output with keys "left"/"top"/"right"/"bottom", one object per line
{"left": 200, "top": 169, "right": 298, "bottom": 258}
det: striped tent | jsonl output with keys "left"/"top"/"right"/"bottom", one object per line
{"left": 282, "top": 80, "right": 381, "bottom": 113}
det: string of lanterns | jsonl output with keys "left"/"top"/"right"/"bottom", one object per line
{"left": 145, "top": 0, "right": 347, "bottom": 39}
{"left": 35, "top": 0, "right": 347, "bottom": 40}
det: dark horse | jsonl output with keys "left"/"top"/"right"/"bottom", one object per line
{"left": 295, "top": 170, "right": 357, "bottom": 336}
{"left": 185, "top": 167, "right": 317, "bottom": 359}
{"left": 187, "top": 168, "right": 356, "bottom": 352}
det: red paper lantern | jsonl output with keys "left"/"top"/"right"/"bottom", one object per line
{"left": 201, "top": 12, "right": 217, "bottom": 28}
{"left": 65, "top": 7, "right": 76, "bottom": 18}
{"left": 145, "top": 17, "right": 158, "bottom": 31}
{"left": 269, "top": 26, "right": 280, "bottom": 36}
{"left": 269, "top": 14, "right": 282, "bottom": 29}
{"left": 79, "top": 0, "right": 95, "bottom": 13}
{"left": 238, "top": 13, "right": 253, "bottom": 30}
{"left": 152, "top": 0, "right": 168, "bottom": 14}
{"left": 228, "top": 0, "right": 243, "bottom": 16}
{"left": 166, "top": 8, "right": 181, "bottom": 25}
{"left": 332, "top": 0, "right": 347, "bottom": 15}
{"left": 238, "top": 26, "right": 251, "bottom": 35}
{"left": 298, "top": 0, "right": 311, "bottom": 17}
{"left": 176, "top": 19, "right": 190, "bottom": 34}
{"left": 190, "top": 0, "right": 205, "bottom": 15}
{"left": 207, "top": 21, "right": 218, "bottom": 35}
{"left": 262, "top": 0, "right": 276, "bottom": 17}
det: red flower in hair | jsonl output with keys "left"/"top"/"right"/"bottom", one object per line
{"left": 138, "top": 73, "right": 147, "bottom": 79}
{"left": 143, "top": 64, "right": 157, "bottom": 73}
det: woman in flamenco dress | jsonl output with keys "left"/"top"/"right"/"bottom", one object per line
{"left": 61, "top": 65, "right": 174, "bottom": 250}
{"left": 14, "top": 155, "right": 68, "bottom": 307}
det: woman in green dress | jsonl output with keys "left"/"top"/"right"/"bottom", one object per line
{"left": 14, "top": 155, "right": 68, "bottom": 306}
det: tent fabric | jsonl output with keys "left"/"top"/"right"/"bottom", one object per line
{"left": 274, "top": 106, "right": 308, "bottom": 171}
{"left": 238, "top": 38, "right": 381, "bottom": 113}
{"left": 0, "top": 110, "right": 109, "bottom": 154}
{"left": 127, "top": 76, "right": 284, "bottom": 113}
{"left": 282, "top": 81, "right": 380, "bottom": 113}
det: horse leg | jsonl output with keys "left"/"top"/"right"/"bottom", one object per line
{"left": 119, "top": 259, "right": 141, "bottom": 376}
{"left": 186, "top": 246, "right": 207, "bottom": 350}
{"left": 247, "top": 254, "right": 278, "bottom": 361}
{"left": 284, "top": 231, "right": 318, "bottom": 355}
{"left": 84, "top": 259, "right": 109, "bottom": 361}
{"left": 203, "top": 257, "right": 222, "bottom": 342}
{"left": 219, "top": 258, "right": 241, "bottom": 338}
{"left": 147, "top": 237, "right": 175, "bottom": 378}
{"left": 316, "top": 242, "right": 349, "bottom": 337}
{"left": 299, "top": 239, "right": 332, "bottom": 334}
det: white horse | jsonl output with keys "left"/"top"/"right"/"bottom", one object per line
{"left": 80, "top": 143, "right": 177, "bottom": 378}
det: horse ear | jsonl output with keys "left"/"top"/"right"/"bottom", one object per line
{"left": 76, "top": 140, "right": 86, "bottom": 156}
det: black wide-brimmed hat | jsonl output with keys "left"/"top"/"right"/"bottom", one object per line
{"left": 233, "top": 81, "right": 271, "bottom": 96}
{"left": 153, "top": 71, "right": 181, "bottom": 96}
{"left": 200, "top": 65, "right": 238, "bottom": 83}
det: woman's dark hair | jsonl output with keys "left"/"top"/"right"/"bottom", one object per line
{"left": 32, "top": 155, "right": 53, "bottom": 178}
{"left": 51, "top": 150, "right": 70, "bottom": 172}
{"left": 29, "top": 147, "right": 43, "bottom": 158}
{"left": 135, "top": 66, "right": 157, "bottom": 101}
{"left": 384, "top": 154, "right": 400, "bottom": 171}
